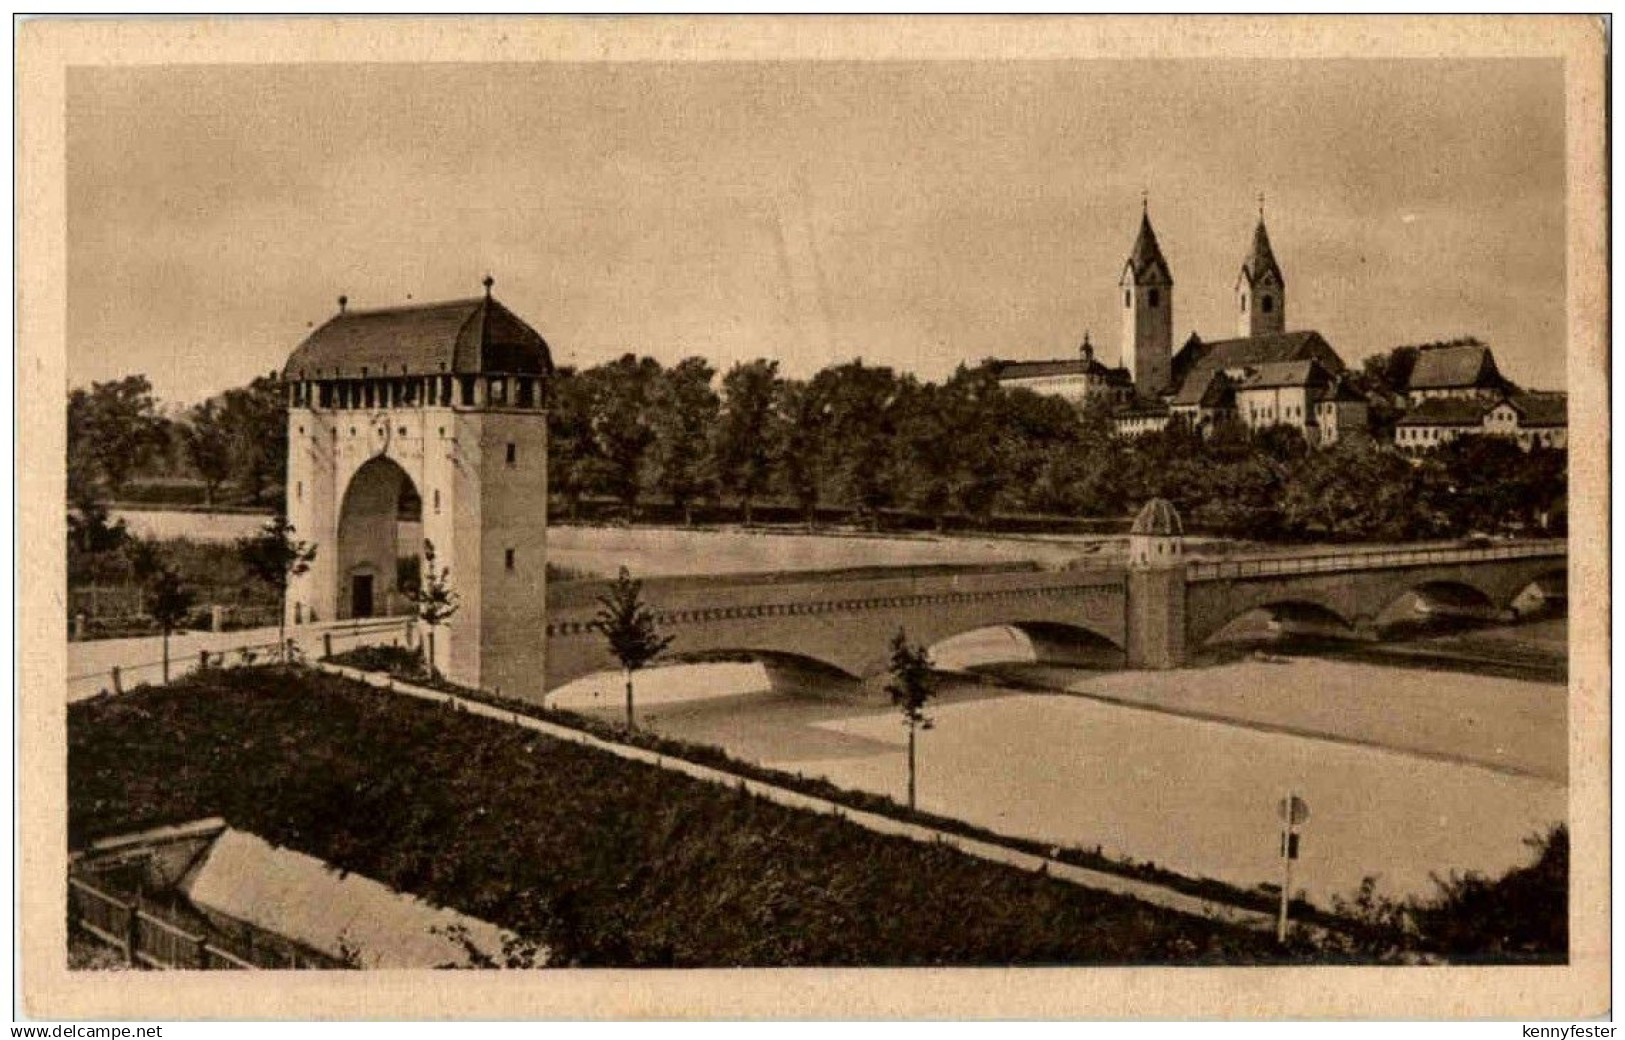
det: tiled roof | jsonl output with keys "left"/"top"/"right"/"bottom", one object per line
{"left": 1170, "top": 331, "right": 1342, "bottom": 406}
{"left": 283, "top": 296, "right": 553, "bottom": 380}
{"left": 1395, "top": 397, "right": 1492, "bottom": 427}
{"left": 1238, "top": 219, "right": 1285, "bottom": 288}
{"left": 1236, "top": 360, "right": 1326, "bottom": 390}
{"left": 1406, "top": 344, "right": 1507, "bottom": 391}
{"left": 1313, "top": 379, "right": 1368, "bottom": 404}
{"left": 990, "top": 358, "right": 1100, "bottom": 379}
{"left": 1507, "top": 393, "right": 1567, "bottom": 427}
{"left": 1121, "top": 212, "right": 1173, "bottom": 286}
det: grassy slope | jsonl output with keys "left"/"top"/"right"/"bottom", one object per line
{"left": 69, "top": 667, "right": 1284, "bottom": 968}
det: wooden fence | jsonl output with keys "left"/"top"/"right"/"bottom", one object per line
{"left": 69, "top": 872, "right": 337, "bottom": 970}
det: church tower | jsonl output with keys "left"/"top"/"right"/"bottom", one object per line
{"left": 1236, "top": 200, "right": 1286, "bottom": 338}
{"left": 1119, "top": 201, "right": 1174, "bottom": 395}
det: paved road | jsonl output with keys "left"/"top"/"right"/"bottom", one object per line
{"left": 67, "top": 617, "right": 412, "bottom": 701}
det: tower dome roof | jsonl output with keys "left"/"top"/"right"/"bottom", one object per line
{"left": 1131, "top": 498, "right": 1183, "bottom": 536}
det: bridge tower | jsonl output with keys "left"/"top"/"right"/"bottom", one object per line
{"left": 1125, "top": 498, "right": 1187, "bottom": 669}
{"left": 281, "top": 279, "right": 553, "bottom": 694}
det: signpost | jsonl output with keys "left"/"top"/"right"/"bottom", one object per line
{"left": 1276, "top": 792, "right": 1309, "bottom": 943}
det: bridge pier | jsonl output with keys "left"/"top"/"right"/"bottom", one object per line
{"left": 1125, "top": 567, "right": 1186, "bottom": 670}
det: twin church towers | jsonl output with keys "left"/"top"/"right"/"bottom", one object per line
{"left": 1118, "top": 199, "right": 1287, "bottom": 396}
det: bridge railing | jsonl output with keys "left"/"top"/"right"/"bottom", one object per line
{"left": 1185, "top": 539, "right": 1566, "bottom": 582}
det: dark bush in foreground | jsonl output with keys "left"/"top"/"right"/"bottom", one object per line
{"left": 70, "top": 667, "right": 1288, "bottom": 968}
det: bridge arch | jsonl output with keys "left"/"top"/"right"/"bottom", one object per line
{"left": 1196, "top": 598, "right": 1357, "bottom": 648}
{"left": 926, "top": 620, "right": 1125, "bottom": 673}
{"left": 1500, "top": 569, "right": 1568, "bottom": 622}
{"left": 335, "top": 455, "right": 422, "bottom": 620}
{"left": 549, "top": 648, "right": 864, "bottom": 704}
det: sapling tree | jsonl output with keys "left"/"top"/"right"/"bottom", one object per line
{"left": 236, "top": 513, "right": 317, "bottom": 663}
{"left": 407, "top": 539, "right": 459, "bottom": 678}
{"left": 143, "top": 564, "right": 195, "bottom": 684}
{"left": 885, "top": 628, "right": 937, "bottom": 811}
{"left": 595, "top": 566, "right": 674, "bottom": 730}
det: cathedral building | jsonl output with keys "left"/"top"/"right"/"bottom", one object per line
{"left": 1104, "top": 202, "right": 1368, "bottom": 445}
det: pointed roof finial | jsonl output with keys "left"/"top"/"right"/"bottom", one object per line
{"left": 482, "top": 273, "right": 495, "bottom": 298}
{"left": 338, "top": 294, "right": 348, "bottom": 313}
{"left": 1258, "top": 191, "right": 1266, "bottom": 221}
{"left": 1141, "top": 189, "right": 1149, "bottom": 215}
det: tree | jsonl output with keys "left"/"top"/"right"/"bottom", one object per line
{"left": 182, "top": 398, "right": 233, "bottom": 505}
{"left": 817, "top": 361, "right": 907, "bottom": 528}
{"left": 594, "top": 566, "right": 674, "bottom": 730}
{"left": 220, "top": 373, "right": 288, "bottom": 506}
{"left": 713, "top": 359, "right": 781, "bottom": 524}
{"left": 66, "top": 375, "right": 167, "bottom": 498}
{"left": 142, "top": 564, "right": 195, "bottom": 684}
{"left": 774, "top": 378, "right": 830, "bottom": 527}
{"left": 651, "top": 357, "right": 720, "bottom": 525}
{"left": 237, "top": 514, "right": 317, "bottom": 662}
{"left": 585, "top": 355, "right": 663, "bottom": 519}
{"left": 406, "top": 540, "right": 459, "bottom": 678}
{"left": 547, "top": 367, "right": 598, "bottom": 521}
{"left": 884, "top": 628, "right": 936, "bottom": 811}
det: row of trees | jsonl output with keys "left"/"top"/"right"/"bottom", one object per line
{"left": 70, "top": 344, "right": 1563, "bottom": 544}
{"left": 551, "top": 353, "right": 1564, "bottom": 541}
{"left": 69, "top": 373, "right": 285, "bottom": 507}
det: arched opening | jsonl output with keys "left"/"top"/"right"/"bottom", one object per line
{"left": 1509, "top": 570, "right": 1567, "bottom": 620}
{"left": 927, "top": 622, "right": 1125, "bottom": 686}
{"left": 1375, "top": 581, "right": 1500, "bottom": 640}
{"left": 336, "top": 456, "right": 422, "bottom": 620}
{"left": 1203, "top": 600, "right": 1355, "bottom": 653}
{"left": 546, "top": 650, "right": 862, "bottom": 715}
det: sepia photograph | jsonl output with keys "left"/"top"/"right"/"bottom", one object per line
{"left": 16, "top": 14, "right": 1610, "bottom": 1021}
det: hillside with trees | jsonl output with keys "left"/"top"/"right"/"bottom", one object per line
{"left": 68, "top": 351, "right": 1565, "bottom": 551}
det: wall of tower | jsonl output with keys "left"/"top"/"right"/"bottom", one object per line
{"left": 1122, "top": 282, "right": 1173, "bottom": 395}
{"left": 1238, "top": 273, "right": 1286, "bottom": 338}
{"left": 447, "top": 408, "right": 551, "bottom": 700}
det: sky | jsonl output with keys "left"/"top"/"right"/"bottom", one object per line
{"left": 66, "top": 59, "right": 1566, "bottom": 406}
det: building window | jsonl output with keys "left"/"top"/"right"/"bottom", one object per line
{"left": 433, "top": 489, "right": 441, "bottom": 514}
{"left": 296, "top": 481, "right": 302, "bottom": 500}
{"left": 1241, "top": 294, "right": 1247, "bottom": 311}
{"left": 1262, "top": 295, "right": 1273, "bottom": 314}
{"left": 506, "top": 442, "right": 517, "bottom": 465}
{"left": 505, "top": 548, "right": 515, "bottom": 572}
{"left": 1148, "top": 288, "right": 1160, "bottom": 308}
{"left": 1124, "top": 290, "right": 1131, "bottom": 308}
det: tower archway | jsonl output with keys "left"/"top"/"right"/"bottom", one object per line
{"left": 335, "top": 455, "right": 422, "bottom": 619}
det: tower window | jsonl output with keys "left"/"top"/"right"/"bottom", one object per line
{"left": 1241, "top": 294, "right": 1248, "bottom": 311}
{"left": 1124, "top": 290, "right": 1131, "bottom": 308}
{"left": 1262, "top": 295, "right": 1273, "bottom": 314}
{"left": 433, "top": 489, "right": 441, "bottom": 514}
{"left": 505, "top": 443, "right": 517, "bottom": 465}
{"left": 505, "top": 548, "right": 516, "bottom": 572}
{"left": 1148, "top": 288, "right": 1160, "bottom": 308}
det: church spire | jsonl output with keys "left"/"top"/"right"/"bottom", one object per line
{"left": 1123, "top": 205, "right": 1173, "bottom": 287}
{"left": 1240, "top": 213, "right": 1285, "bottom": 289}
{"left": 1236, "top": 205, "right": 1286, "bottom": 337}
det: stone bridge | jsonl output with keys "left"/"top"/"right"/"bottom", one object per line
{"left": 523, "top": 541, "right": 1565, "bottom": 702}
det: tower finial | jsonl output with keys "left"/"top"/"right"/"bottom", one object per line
{"left": 1258, "top": 192, "right": 1265, "bottom": 221}
{"left": 1142, "top": 190, "right": 1149, "bottom": 215}
{"left": 338, "top": 294, "right": 347, "bottom": 313}
{"left": 482, "top": 273, "right": 494, "bottom": 298}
